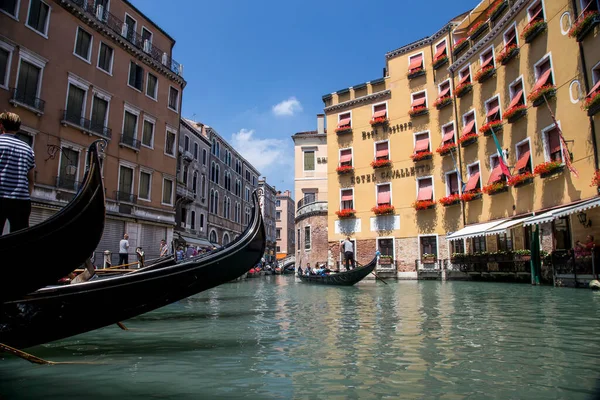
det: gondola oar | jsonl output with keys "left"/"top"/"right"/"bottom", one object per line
{"left": 356, "top": 261, "right": 388, "bottom": 284}
{"left": 0, "top": 343, "right": 103, "bottom": 365}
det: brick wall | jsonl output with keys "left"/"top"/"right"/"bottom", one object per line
{"left": 296, "top": 214, "right": 328, "bottom": 269}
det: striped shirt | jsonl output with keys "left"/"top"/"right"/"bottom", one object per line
{"left": 0, "top": 134, "right": 35, "bottom": 200}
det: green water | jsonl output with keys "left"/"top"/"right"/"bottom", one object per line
{"left": 1, "top": 278, "right": 600, "bottom": 399}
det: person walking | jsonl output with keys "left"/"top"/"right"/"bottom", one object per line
{"left": 0, "top": 112, "right": 35, "bottom": 234}
{"left": 342, "top": 237, "right": 355, "bottom": 271}
{"left": 119, "top": 233, "right": 130, "bottom": 266}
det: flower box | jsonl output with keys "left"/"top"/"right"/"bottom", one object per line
{"left": 436, "top": 142, "right": 457, "bottom": 156}
{"left": 421, "top": 254, "right": 437, "bottom": 264}
{"left": 535, "top": 162, "right": 564, "bottom": 178}
{"left": 372, "top": 204, "right": 395, "bottom": 215}
{"left": 584, "top": 92, "right": 600, "bottom": 117}
{"left": 528, "top": 85, "right": 556, "bottom": 107}
{"left": 439, "top": 194, "right": 461, "bottom": 207}
{"left": 474, "top": 66, "right": 496, "bottom": 83}
{"left": 452, "top": 39, "right": 469, "bottom": 57}
{"left": 434, "top": 96, "right": 452, "bottom": 110}
{"left": 433, "top": 55, "right": 449, "bottom": 70}
{"left": 409, "top": 107, "right": 429, "bottom": 118}
{"left": 458, "top": 133, "right": 478, "bottom": 148}
{"left": 379, "top": 256, "right": 393, "bottom": 265}
{"left": 371, "top": 159, "right": 393, "bottom": 169}
{"left": 521, "top": 20, "right": 547, "bottom": 43}
{"left": 460, "top": 191, "right": 482, "bottom": 202}
{"left": 455, "top": 82, "right": 473, "bottom": 98}
{"left": 480, "top": 120, "right": 503, "bottom": 137}
{"left": 411, "top": 151, "right": 433, "bottom": 162}
{"left": 451, "top": 253, "right": 467, "bottom": 263}
{"left": 335, "top": 209, "right": 356, "bottom": 219}
{"left": 568, "top": 11, "right": 600, "bottom": 42}
{"left": 508, "top": 172, "right": 534, "bottom": 188}
{"left": 482, "top": 181, "right": 508, "bottom": 195}
{"left": 407, "top": 68, "right": 426, "bottom": 79}
{"left": 413, "top": 200, "right": 436, "bottom": 210}
{"left": 335, "top": 126, "right": 352, "bottom": 135}
{"left": 591, "top": 170, "right": 600, "bottom": 188}
{"left": 336, "top": 165, "right": 354, "bottom": 175}
{"left": 514, "top": 254, "right": 531, "bottom": 262}
{"left": 487, "top": 0, "right": 508, "bottom": 22}
{"left": 370, "top": 116, "right": 388, "bottom": 126}
{"left": 496, "top": 44, "right": 519, "bottom": 66}
{"left": 503, "top": 105, "right": 527, "bottom": 123}
{"left": 468, "top": 21, "right": 488, "bottom": 42}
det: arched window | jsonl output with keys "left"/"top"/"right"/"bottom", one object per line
{"left": 210, "top": 162, "right": 215, "bottom": 182}
{"left": 209, "top": 230, "right": 217, "bottom": 243}
{"left": 223, "top": 196, "right": 227, "bottom": 219}
{"left": 223, "top": 232, "right": 230, "bottom": 245}
{"left": 216, "top": 142, "right": 220, "bottom": 158}
{"left": 201, "top": 174, "right": 206, "bottom": 198}
{"left": 211, "top": 139, "right": 216, "bottom": 155}
{"left": 214, "top": 191, "right": 219, "bottom": 215}
{"left": 192, "top": 171, "right": 198, "bottom": 194}
{"left": 202, "top": 148, "right": 207, "bottom": 165}
{"left": 216, "top": 165, "right": 220, "bottom": 185}
{"left": 209, "top": 190, "right": 215, "bottom": 213}
{"left": 182, "top": 165, "right": 188, "bottom": 186}
{"left": 190, "top": 211, "right": 196, "bottom": 230}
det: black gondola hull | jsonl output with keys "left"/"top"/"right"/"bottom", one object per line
{"left": 298, "top": 258, "right": 377, "bottom": 286}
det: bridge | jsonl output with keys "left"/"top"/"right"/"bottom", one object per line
{"left": 277, "top": 255, "right": 295, "bottom": 270}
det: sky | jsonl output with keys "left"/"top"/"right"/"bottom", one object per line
{"left": 131, "top": 0, "right": 475, "bottom": 196}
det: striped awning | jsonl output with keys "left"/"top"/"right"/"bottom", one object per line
{"left": 484, "top": 216, "right": 530, "bottom": 236}
{"left": 446, "top": 219, "right": 507, "bottom": 241}
{"left": 522, "top": 197, "right": 600, "bottom": 226}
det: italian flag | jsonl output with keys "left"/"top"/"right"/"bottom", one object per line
{"left": 490, "top": 126, "right": 511, "bottom": 178}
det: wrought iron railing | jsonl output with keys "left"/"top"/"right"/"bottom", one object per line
{"left": 113, "top": 190, "right": 137, "bottom": 203}
{"left": 66, "top": 0, "right": 183, "bottom": 76}
{"left": 10, "top": 88, "right": 45, "bottom": 113}
{"left": 55, "top": 175, "right": 79, "bottom": 191}
{"left": 296, "top": 193, "right": 328, "bottom": 209}
{"left": 120, "top": 134, "right": 141, "bottom": 150}
{"left": 61, "top": 110, "right": 112, "bottom": 139}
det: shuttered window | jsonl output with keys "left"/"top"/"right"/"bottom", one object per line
{"left": 139, "top": 171, "right": 151, "bottom": 200}
{"left": 98, "top": 43, "right": 113, "bottom": 73}
{"left": 304, "top": 150, "right": 315, "bottom": 171}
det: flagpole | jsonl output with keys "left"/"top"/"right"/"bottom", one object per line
{"left": 543, "top": 94, "right": 579, "bottom": 178}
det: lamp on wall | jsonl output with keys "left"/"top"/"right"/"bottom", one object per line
{"left": 577, "top": 212, "right": 592, "bottom": 228}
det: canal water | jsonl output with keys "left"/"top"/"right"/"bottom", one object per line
{"left": 1, "top": 278, "right": 599, "bottom": 399}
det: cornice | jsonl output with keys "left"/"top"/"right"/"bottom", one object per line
{"left": 324, "top": 90, "right": 391, "bottom": 114}
{"left": 449, "top": 0, "right": 528, "bottom": 73}
{"left": 385, "top": 23, "right": 456, "bottom": 60}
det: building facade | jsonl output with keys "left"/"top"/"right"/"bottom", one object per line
{"left": 174, "top": 119, "right": 211, "bottom": 247}
{"left": 322, "top": 0, "right": 600, "bottom": 277}
{"left": 258, "top": 178, "right": 277, "bottom": 262}
{"left": 275, "top": 189, "right": 295, "bottom": 257}
{"left": 205, "top": 126, "right": 260, "bottom": 247}
{"left": 0, "top": 0, "right": 185, "bottom": 262}
{"left": 292, "top": 114, "right": 329, "bottom": 269}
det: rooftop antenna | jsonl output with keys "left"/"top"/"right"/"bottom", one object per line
{"left": 191, "top": 113, "right": 197, "bottom": 122}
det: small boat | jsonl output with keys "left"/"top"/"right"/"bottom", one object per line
{"left": 0, "top": 140, "right": 106, "bottom": 302}
{"left": 0, "top": 192, "right": 265, "bottom": 349}
{"left": 298, "top": 258, "right": 377, "bottom": 286}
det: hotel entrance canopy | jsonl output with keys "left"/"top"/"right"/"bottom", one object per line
{"left": 522, "top": 197, "right": 600, "bottom": 227}
{"left": 446, "top": 219, "right": 507, "bottom": 241}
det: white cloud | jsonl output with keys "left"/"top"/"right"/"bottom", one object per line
{"left": 230, "top": 129, "right": 292, "bottom": 176}
{"left": 272, "top": 97, "right": 303, "bottom": 117}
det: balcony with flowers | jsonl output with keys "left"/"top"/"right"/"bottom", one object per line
{"left": 411, "top": 151, "right": 433, "bottom": 163}
{"left": 509, "top": 149, "right": 534, "bottom": 188}
{"left": 591, "top": 170, "right": 600, "bottom": 189}
{"left": 459, "top": 117, "right": 477, "bottom": 148}
{"left": 413, "top": 200, "right": 436, "bottom": 211}
{"left": 496, "top": 44, "right": 519, "bottom": 66}
{"left": 372, "top": 204, "right": 395, "bottom": 216}
{"left": 468, "top": 20, "right": 488, "bottom": 42}
{"left": 487, "top": 0, "right": 508, "bottom": 22}
{"left": 439, "top": 194, "right": 461, "bottom": 207}
{"left": 455, "top": 72, "right": 473, "bottom": 98}
{"left": 508, "top": 172, "right": 534, "bottom": 188}
{"left": 335, "top": 209, "right": 356, "bottom": 219}
{"left": 521, "top": 6, "right": 547, "bottom": 44}
{"left": 534, "top": 161, "right": 564, "bottom": 178}
{"left": 371, "top": 159, "right": 392, "bottom": 169}
{"left": 370, "top": 107, "right": 388, "bottom": 127}
{"left": 337, "top": 148, "right": 353, "bottom": 175}
{"left": 407, "top": 54, "right": 425, "bottom": 79}
{"left": 480, "top": 120, "right": 503, "bottom": 137}
{"left": 503, "top": 104, "right": 527, "bottom": 123}
{"left": 483, "top": 164, "right": 509, "bottom": 196}
{"left": 461, "top": 172, "right": 481, "bottom": 202}
{"left": 583, "top": 82, "right": 600, "bottom": 117}
{"left": 414, "top": 180, "right": 434, "bottom": 210}
{"left": 568, "top": 10, "right": 600, "bottom": 42}
{"left": 336, "top": 165, "right": 354, "bottom": 175}
{"left": 452, "top": 38, "right": 469, "bottom": 57}
{"left": 335, "top": 117, "right": 352, "bottom": 135}
{"left": 436, "top": 141, "right": 457, "bottom": 157}
{"left": 528, "top": 84, "right": 556, "bottom": 107}
{"left": 475, "top": 50, "right": 496, "bottom": 84}
{"left": 432, "top": 41, "right": 448, "bottom": 70}
{"left": 461, "top": 190, "right": 482, "bottom": 202}
{"left": 434, "top": 96, "right": 452, "bottom": 110}
{"left": 409, "top": 92, "right": 428, "bottom": 118}
{"left": 411, "top": 134, "right": 432, "bottom": 162}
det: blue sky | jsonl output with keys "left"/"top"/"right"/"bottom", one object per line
{"left": 132, "top": 0, "right": 474, "bottom": 197}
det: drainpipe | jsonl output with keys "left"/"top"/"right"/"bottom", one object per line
{"left": 570, "top": 0, "right": 599, "bottom": 170}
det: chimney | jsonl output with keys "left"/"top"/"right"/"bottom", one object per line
{"left": 317, "top": 114, "right": 325, "bottom": 134}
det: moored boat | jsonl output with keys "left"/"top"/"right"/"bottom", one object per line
{"left": 298, "top": 258, "right": 377, "bottom": 286}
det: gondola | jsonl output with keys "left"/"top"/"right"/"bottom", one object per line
{"left": 298, "top": 258, "right": 377, "bottom": 286}
{"left": 0, "top": 140, "right": 106, "bottom": 302}
{"left": 0, "top": 191, "right": 265, "bottom": 349}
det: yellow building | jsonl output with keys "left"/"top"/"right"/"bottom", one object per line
{"left": 323, "top": 0, "right": 600, "bottom": 279}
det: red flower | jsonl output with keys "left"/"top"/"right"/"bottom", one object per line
{"left": 460, "top": 190, "right": 481, "bottom": 202}
{"left": 335, "top": 125, "right": 352, "bottom": 134}
{"left": 410, "top": 151, "right": 433, "bottom": 161}
{"left": 479, "top": 120, "right": 503, "bottom": 135}
{"left": 433, "top": 54, "right": 448, "bottom": 67}
{"left": 407, "top": 67, "right": 424, "bottom": 77}
{"left": 371, "top": 159, "right": 392, "bottom": 169}
{"left": 527, "top": 84, "right": 556, "bottom": 104}
{"left": 335, "top": 209, "right": 356, "bottom": 218}
{"left": 496, "top": 44, "right": 518, "bottom": 64}
{"left": 457, "top": 132, "right": 478, "bottom": 145}
{"left": 452, "top": 38, "right": 468, "bottom": 52}
{"left": 439, "top": 194, "right": 461, "bottom": 206}
{"left": 412, "top": 200, "right": 436, "bottom": 210}
{"left": 482, "top": 181, "right": 508, "bottom": 195}
{"left": 436, "top": 142, "right": 457, "bottom": 155}
{"left": 409, "top": 106, "right": 429, "bottom": 117}
{"left": 336, "top": 165, "right": 354, "bottom": 174}
{"left": 468, "top": 21, "right": 486, "bottom": 37}
{"left": 503, "top": 104, "right": 527, "bottom": 120}
{"left": 369, "top": 116, "right": 388, "bottom": 126}
{"left": 534, "top": 161, "right": 563, "bottom": 175}
{"left": 454, "top": 82, "right": 473, "bottom": 97}
{"left": 521, "top": 19, "right": 546, "bottom": 40}
{"left": 591, "top": 170, "right": 600, "bottom": 187}
{"left": 583, "top": 92, "right": 600, "bottom": 111}
{"left": 507, "top": 172, "right": 534, "bottom": 187}
{"left": 487, "top": 0, "right": 506, "bottom": 18}
{"left": 372, "top": 205, "right": 395, "bottom": 215}
{"left": 568, "top": 11, "right": 600, "bottom": 38}
{"left": 433, "top": 96, "right": 452, "bottom": 108}
{"left": 474, "top": 65, "right": 496, "bottom": 82}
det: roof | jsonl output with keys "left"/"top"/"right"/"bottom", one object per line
{"left": 180, "top": 118, "right": 210, "bottom": 144}
{"left": 124, "top": 0, "right": 176, "bottom": 45}
{"left": 293, "top": 130, "right": 327, "bottom": 136}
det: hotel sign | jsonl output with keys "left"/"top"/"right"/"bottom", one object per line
{"left": 351, "top": 164, "right": 432, "bottom": 184}
{"left": 361, "top": 122, "right": 413, "bottom": 140}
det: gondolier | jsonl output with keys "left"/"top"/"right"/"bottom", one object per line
{"left": 0, "top": 112, "right": 35, "bottom": 234}
{"left": 342, "top": 237, "right": 355, "bottom": 271}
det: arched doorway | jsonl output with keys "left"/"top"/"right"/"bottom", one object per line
{"left": 223, "top": 232, "right": 230, "bottom": 246}
{"left": 209, "top": 230, "right": 217, "bottom": 244}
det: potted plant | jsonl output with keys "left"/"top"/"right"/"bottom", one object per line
{"left": 439, "top": 194, "right": 461, "bottom": 207}
{"left": 452, "top": 38, "right": 469, "bottom": 57}
{"left": 336, "top": 165, "right": 354, "bottom": 175}
{"left": 421, "top": 253, "right": 437, "bottom": 263}
{"left": 369, "top": 116, "right": 388, "bottom": 127}
{"left": 455, "top": 82, "right": 473, "bottom": 98}
{"left": 461, "top": 190, "right": 482, "bottom": 202}
{"left": 413, "top": 200, "right": 436, "bottom": 210}
{"left": 521, "top": 19, "right": 547, "bottom": 43}
{"left": 433, "top": 54, "right": 449, "bottom": 70}
{"left": 496, "top": 44, "right": 519, "bottom": 65}
{"left": 371, "top": 159, "right": 393, "bottom": 169}
{"left": 468, "top": 21, "right": 488, "bottom": 41}
{"left": 372, "top": 204, "right": 395, "bottom": 215}
{"left": 474, "top": 65, "right": 496, "bottom": 83}
{"left": 482, "top": 181, "right": 509, "bottom": 195}
{"left": 409, "top": 106, "right": 429, "bottom": 118}
{"left": 411, "top": 151, "right": 433, "bottom": 162}
{"left": 514, "top": 249, "right": 531, "bottom": 262}
{"left": 568, "top": 11, "right": 600, "bottom": 42}
{"left": 534, "top": 161, "right": 564, "bottom": 178}
{"left": 503, "top": 104, "right": 527, "bottom": 123}
{"left": 479, "top": 120, "right": 503, "bottom": 136}
{"left": 508, "top": 172, "right": 534, "bottom": 188}
{"left": 436, "top": 142, "right": 457, "bottom": 156}
{"left": 434, "top": 96, "right": 453, "bottom": 110}
{"left": 451, "top": 252, "right": 467, "bottom": 263}
{"left": 487, "top": 0, "right": 508, "bottom": 22}
{"left": 335, "top": 125, "right": 352, "bottom": 135}
{"left": 528, "top": 84, "right": 557, "bottom": 107}
{"left": 379, "top": 255, "right": 393, "bottom": 265}
{"left": 407, "top": 67, "right": 426, "bottom": 79}
{"left": 583, "top": 91, "right": 600, "bottom": 117}
{"left": 458, "top": 132, "right": 478, "bottom": 148}
{"left": 335, "top": 209, "right": 356, "bottom": 219}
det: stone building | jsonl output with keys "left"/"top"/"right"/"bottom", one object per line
{"left": 275, "top": 189, "right": 295, "bottom": 257}
{"left": 322, "top": 0, "right": 600, "bottom": 279}
{"left": 206, "top": 126, "right": 260, "bottom": 246}
{"left": 0, "top": 0, "right": 185, "bottom": 262}
{"left": 258, "top": 178, "right": 277, "bottom": 262}
{"left": 174, "top": 119, "right": 211, "bottom": 248}
{"left": 292, "top": 115, "right": 329, "bottom": 270}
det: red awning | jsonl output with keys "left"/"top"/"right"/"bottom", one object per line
{"left": 514, "top": 150, "right": 530, "bottom": 171}
{"left": 434, "top": 42, "right": 447, "bottom": 59}
{"left": 462, "top": 120, "right": 475, "bottom": 136}
{"left": 548, "top": 130, "right": 561, "bottom": 153}
{"left": 508, "top": 90, "right": 523, "bottom": 109}
{"left": 340, "top": 150, "right": 352, "bottom": 163}
{"left": 341, "top": 191, "right": 353, "bottom": 201}
{"left": 372, "top": 110, "right": 387, "bottom": 118}
{"left": 417, "top": 184, "right": 433, "bottom": 201}
{"left": 531, "top": 69, "right": 552, "bottom": 93}
{"left": 377, "top": 187, "right": 391, "bottom": 205}
{"left": 459, "top": 72, "right": 470, "bottom": 85}
{"left": 587, "top": 80, "right": 600, "bottom": 97}
{"left": 442, "top": 128, "right": 455, "bottom": 143}
{"left": 487, "top": 105, "right": 500, "bottom": 118}
{"left": 412, "top": 97, "right": 426, "bottom": 108}
{"left": 439, "top": 86, "right": 450, "bottom": 98}
{"left": 376, "top": 142, "right": 389, "bottom": 158}
{"left": 488, "top": 165, "right": 503, "bottom": 184}
{"left": 337, "top": 118, "right": 351, "bottom": 128}
{"left": 481, "top": 54, "right": 493, "bottom": 69}
{"left": 464, "top": 172, "right": 480, "bottom": 192}
{"left": 409, "top": 55, "right": 423, "bottom": 71}
{"left": 505, "top": 31, "right": 516, "bottom": 45}
{"left": 414, "top": 137, "right": 429, "bottom": 152}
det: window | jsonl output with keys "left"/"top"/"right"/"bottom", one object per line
{"left": 417, "top": 177, "right": 433, "bottom": 201}
{"left": 446, "top": 171, "right": 460, "bottom": 195}
{"left": 16, "top": 58, "right": 42, "bottom": 108}
{"left": 202, "top": 149, "right": 207, "bottom": 165}
{"left": 146, "top": 73, "right": 158, "bottom": 99}
{"left": 587, "top": 62, "right": 600, "bottom": 98}
{"left": 276, "top": 228, "right": 281, "bottom": 240}
{"left": 420, "top": 236, "right": 438, "bottom": 258}
{"left": 484, "top": 96, "right": 501, "bottom": 123}
{"left": 471, "top": 236, "right": 486, "bottom": 253}
{"left": 532, "top": 55, "right": 554, "bottom": 93}
{"left": 139, "top": 171, "right": 151, "bottom": 201}
{"left": 245, "top": 187, "right": 250, "bottom": 202}
{"left": 339, "top": 148, "right": 353, "bottom": 167}
{"left": 97, "top": 42, "right": 113, "bottom": 74}
{"left": 65, "top": 83, "right": 87, "bottom": 124}
{"left": 375, "top": 140, "right": 390, "bottom": 161}
{"left": 201, "top": 174, "right": 206, "bottom": 198}
{"left": 124, "top": 14, "right": 136, "bottom": 43}
{"left": 90, "top": 94, "right": 108, "bottom": 134}
{"left": 200, "top": 214, "right": 205, "bottom": 230}
{"left": 142, "top": 118, "right": 154, "bottom": 148}
{"left": 168, "top": 86, "right": 179, "bottom": 111}
{"left": 376, "top": 184, "right": 391, "bottom": 206}
{"left": 488, "top": 154, "right": 506, "bottom": 184}
{"left": 235, "top": 179, "right": 241, "bottom": 197}
{"left": 0, "top": 44, "right": 11, "bottom": 89}
{"left": 479, "top": 47, "right": 495, "bottom": 71}
{"left": 194, "top": 143, "right": 199, "bottom": 160}
{"left": 413, "top": 132, "right": 430, "bottom": 155}
{"left": 128, "top": 62, "right": 144, "bottom": 91}
{"left": 245, "top": 170, "right": 250, "bottom": 181}
{"left": 26, "top": 0, "right": 50, "bottom": 36}
{"left": 372, "top": 103, "right": 387, "bottom": 120}
{"left": 184, "top": 135, "right": 190, "bottom": 152}
{"left": 451, "top": 239, "right": 465, "bottom": 255}
{"left": 118, "top": 165, "right": 134, "bottom": 198}
{"left": 410, "top": 91, "right": 427, "bottom": 111}
{"left": 192, "top": 171, "right": 198, "bottom": 194}
{"left": 141, "top": 27, "right": 153, "bottom": 51}
{"left": 245, "top": 208, "right": 251, "bottom": 225}
{"left": 434, "top": 40, "right": 447, "bottom": 62}
{"left": 73, "top": 27, "right": 93, "bottom": 62}
{"left": 304, "top": 226, "right": 311, "bottom": 250}
{"left": 458, "top": 65, "right": 471, "bottom": 85}
{"left": 190, "top": 211, "right": 196, "bottom": 230}
{"left": 581, "top": 0, "right": 599, "bottom": 13}
{"left": 276, "top": 211, "right": 281, "bottom": 220}
{"left": 303, "top": 150, "right": 315, "bottom": 171}
{"left": 122, "top": 111, "right": 138, "bottom": 144}
{"left": 408, "top": 52, "right": 424, "bottom": 74}
{"left": 276, "top": 246, "right": 281, "bottom": 252}
{"left": 508, "top": 77, "right": 526, "bottom": 109}
{"left": 209, "top": 230, "right": 217, "bottom": 244}
{"left": 461, "top": 111, "right": 477, "bottom": 138}
{"left": 182, "top": 165, "right": 188, "bottom": 186}
{"left": 297, "top": 228, "right": 301, "bottom": 252}
{"left": 162, "top": 177, "right": 173, "bottom": 205}
{"left": 527, "top": 0, "right": 545, "bottom": 22}
{"left": 16, "top": 131, "right": 34, "bottom": 147}
{"left": 276, "top": 199, "right": 281, "bottom": 207}
{"left": 441, "top": 122, "right": 455, "bottom": 145}
{"left": 497, "top": 232, "right": 513, "bottom": 252}
{"left": 503, "top": 23, "right": 518, "bottom": 48}
{"left": 465, "top": 163, "right": 481, "bottom": 192}
{"left": 515, "top": 139, "right": 532, "bottom": 174}
{"left": 438, "top": 79, "right": 451, "bottom": 100}
{"left": 553, "top": 217, "right": 572, "bottom": 250}
{"left": 58, "top": 147, "right": 79, "bottom": 190}
{"left": 337, "top": 112, "right": 351, "bottom": 130}
{"left": 543, "top": 123, "right": 563, "bottom": 162}
{"left": 1, "top": 0, "right": 18, "bottom": 17}
{"left": 209, "top": 190, "right": 215, "bottom": 213}
{"left": 341, "top": 189, "right": 354, "bottom": 210}
{"left": 165, "top": 129, "right": 176, "bottom": 156}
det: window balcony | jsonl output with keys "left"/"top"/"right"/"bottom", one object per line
{"left": 61, "top": 110, "right": 112, "bottom": 140}
{"left": 9, "top": 88, "right": 45, "bottom": 116}
{"left": 114, "top": 191, "right": 137, "bottom": 204}
{"left": 176, "top": 183, "right": 195, "bottom": 203}
{"left": 120, "top": 134, "right": 141, "bottom": 151}
{"left": 296, "top": 193, "right": 328, "bottom": 220}
{"left": 55, "top": 175, "right": 80, "bottom": 191}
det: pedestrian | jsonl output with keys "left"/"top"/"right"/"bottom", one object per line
{"left": 159, "top": 239, "right": 169, "bottom": 257}
{"left": 0, "top": 112, "right": 35, "bottom": 234}
{"left": 119, "top": 233, "right": 130, "bottom": 266}
{"left": 342, "top": 236, "right": 355, "bottom": 271}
